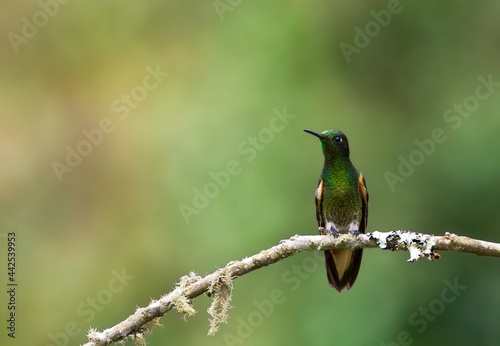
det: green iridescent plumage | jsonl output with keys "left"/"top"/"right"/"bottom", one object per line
{"left": 304, "top": 129, "right": 368, "bottom": 292}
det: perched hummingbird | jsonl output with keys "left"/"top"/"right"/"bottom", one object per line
{"left": 304, "top": 129, "right": 368, "bottom": 292}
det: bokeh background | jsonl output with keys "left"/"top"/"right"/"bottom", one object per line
{"left": 1, "top": 1, "right": 500, "bottom": 345}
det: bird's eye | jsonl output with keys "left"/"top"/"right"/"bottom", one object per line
{"left": 333, "top": 136, "right": 342, "bottom": 143}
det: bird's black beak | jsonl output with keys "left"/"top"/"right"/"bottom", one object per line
{"left": 303, "top": 129, "right": 323, "bottom": 139}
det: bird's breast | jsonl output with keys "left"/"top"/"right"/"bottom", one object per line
{"left": 322, "top": 184, "right": 362, "bottom": 232}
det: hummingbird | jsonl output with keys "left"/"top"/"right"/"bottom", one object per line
{"left": 303, "top": 129, "right": 368, "bottom": 292}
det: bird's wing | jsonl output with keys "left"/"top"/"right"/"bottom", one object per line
{"left": 315, "top": 179, "right": 325, "bottom": 230}
{"left": 358, "top": 172, "right": 369, "bottom": 234}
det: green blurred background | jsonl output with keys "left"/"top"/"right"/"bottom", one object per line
{"left": 1, "top": 1, "right": 500, "bottom": 345}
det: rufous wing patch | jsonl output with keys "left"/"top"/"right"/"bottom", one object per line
{"left": 358, "top": 172, "right": 369, "bottom": 234}
{"left": 358, "top": 172, "right": 368, "bottom": 204}
{"left": 315, "top": 179, "right": 323, "bottom": 200}
{"left": 315, "top": 179, "right": 325, "bottom": 228}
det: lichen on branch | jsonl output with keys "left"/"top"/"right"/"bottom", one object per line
{"left": 82, "top": 231, "right": 500, "bottom": 346}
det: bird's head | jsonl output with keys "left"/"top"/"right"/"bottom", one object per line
{"left": 303, "top": 129, "right": 350, "bottom": 160}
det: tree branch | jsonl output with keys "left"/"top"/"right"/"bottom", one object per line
{"left": 82, "top": 231, "right": 500, "bottom": 346}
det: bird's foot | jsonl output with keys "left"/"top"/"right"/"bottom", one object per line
{"left": 318, "top": 227, "right": 327, "bottom": 236}
{"left": 319, "top": 227, "right": 339, "bottom": 237}
{"left": 352, "top": 230, "right": 361, "bottom": 237}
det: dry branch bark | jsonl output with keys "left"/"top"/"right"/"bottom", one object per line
{"left": 82, "top": 231, "right": 500, "bottom": 346}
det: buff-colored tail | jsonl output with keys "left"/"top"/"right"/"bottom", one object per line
{"left": 324, "top": 248, "right": 363, "bottom": 292}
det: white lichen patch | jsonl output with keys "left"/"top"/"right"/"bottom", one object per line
{"left": 178, "top": 271, "right": 202, "bottom": 287}
{"left": 370, "top": 231, "right": 437, "bottom": 262}
{"left": 371, "top": 231, "right": 390, "bottom": 249}
{"left": 135, "top": 306, "right": 150, "bottom": 316}
{"left": 86, "top": 327, "right": 101, "bottom": 341}
{"left": 241, "top": 257, "right": 253, "bottom": 268}
{"left": 407, "top": 243, "right": 421, "bottom": 262}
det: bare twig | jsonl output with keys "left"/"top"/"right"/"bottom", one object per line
{"left": 82, "top": 231, "right": 500, "bottom": 346}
